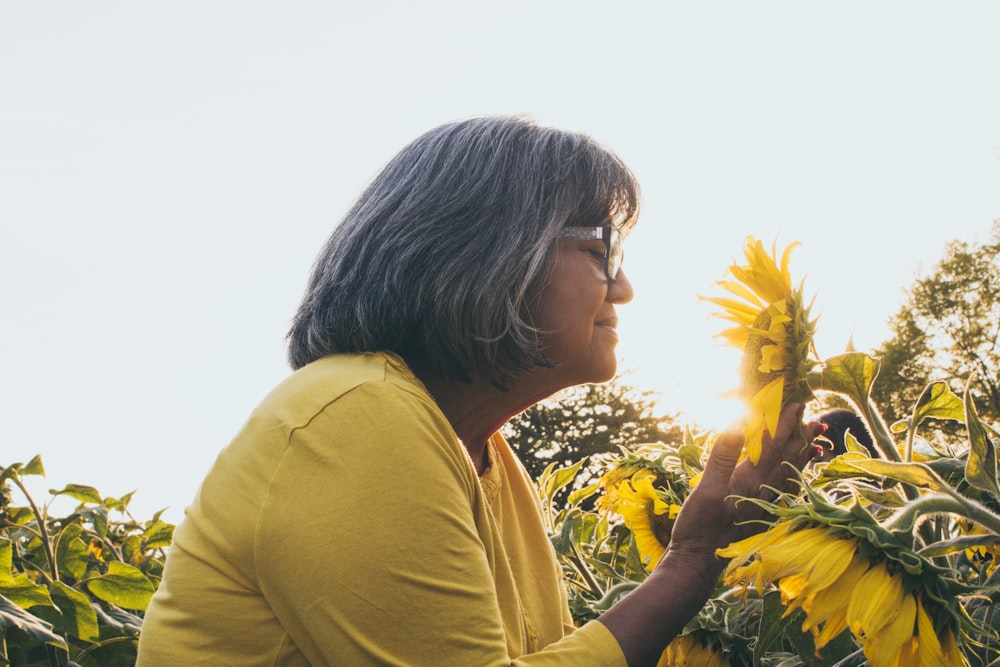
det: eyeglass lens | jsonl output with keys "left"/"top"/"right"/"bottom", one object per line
{"left": 605, "top": 227, "right": 624, "bottom": 280}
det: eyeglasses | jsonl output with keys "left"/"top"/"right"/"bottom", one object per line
{"left": 558, "top": 226, "right": 625, "bottom": 281}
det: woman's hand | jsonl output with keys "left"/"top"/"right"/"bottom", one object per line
{"left": 600, "top": 402, "right": 824, "bottom": 666}
{"left": 665, "top": 402, "right": 824, "bottom": 565}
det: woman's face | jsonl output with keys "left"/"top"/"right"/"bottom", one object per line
{"left": 529, "top": 231, "right": 634, "bottom": 390}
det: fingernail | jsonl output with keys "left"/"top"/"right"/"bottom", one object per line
{"left": 820, "top": 423, "right": 829, "bottom": 433}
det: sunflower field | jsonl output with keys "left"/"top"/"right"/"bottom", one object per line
{"left": 6, "top": 238, "right": 1000, "bottom": 666}
{"left": 0, "top": 458, "right": 172, "bottom": 666}
{"left": 541, "top": 239, "right": 1000, "bottom": 666}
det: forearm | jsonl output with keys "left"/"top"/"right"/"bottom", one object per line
{"left": 598, "top": 548, "right": 725, "bottom": 667}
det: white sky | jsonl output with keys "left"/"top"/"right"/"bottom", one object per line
{"left": 2, "top": 2, "right": 999, "bottom": 522}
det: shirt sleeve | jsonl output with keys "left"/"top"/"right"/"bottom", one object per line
{"left": 253, "top": 382, "right": 626, "bottom": 667}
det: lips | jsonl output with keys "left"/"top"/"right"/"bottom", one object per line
{"left": 596, "top": 316, "right": 618, "bottom": 330}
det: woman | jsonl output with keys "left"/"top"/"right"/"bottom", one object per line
{"left": 137, "top": 116, "right": 822, "bottom": 666}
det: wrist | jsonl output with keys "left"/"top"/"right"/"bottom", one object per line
{"left": 653, "top": 546, "right": 725, "bottom": 601}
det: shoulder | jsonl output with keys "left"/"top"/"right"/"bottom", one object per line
{"left": 255, "top": 352, "right": 436, "bottom": 430}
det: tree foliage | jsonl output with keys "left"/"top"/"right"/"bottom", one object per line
{"left": 873, "top": 222, "right": 1000, "bottom": 427}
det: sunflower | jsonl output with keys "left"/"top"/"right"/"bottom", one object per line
{"left": 718, "top": 519, "right": 967, "bottom": 666}
{"left": 599, "top": 458, "right": 689, "bottom": 571}
{"left": 702, "top": 237, "right": 818, "bottom": 464}
{"left": 658, "top": 633, "right": 730, "bottom": 667}
{"left": 603, "top": 471, "right": 681, "bottom": 570}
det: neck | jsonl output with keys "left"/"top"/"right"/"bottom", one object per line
{"left": 412, "top": 367, "right": 563, "bottom": 475}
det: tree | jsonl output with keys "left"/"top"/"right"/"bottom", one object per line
{"left": 503, "top": 378, "right": 687, "bottom": 505}
{"left": 872, "top": 222, "right": 1000, "bottom": 426}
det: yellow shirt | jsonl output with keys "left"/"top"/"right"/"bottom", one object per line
{"left": 137, "top": 352, "right": 626, "bottom": 666}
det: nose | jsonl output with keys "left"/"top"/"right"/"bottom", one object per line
{"left": 608, "top": 268, "right": 634, "bottom": 304}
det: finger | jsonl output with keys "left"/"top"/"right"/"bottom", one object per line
{"left": 767, "top": 402, "right": 806, "bottom": 448}
{"left": 755, "top": 409, "right": 805, "bottom": 474}
{"left": 706, "top": 430, "right": 744, "bottom": 474}
{"left": 761, "top": 410, "right": 829, "bottom": 472}
{"left": 700, "top": 430, "right": 745, "bottom": 494}
{"left": 800, "top": 420, "right": 825, "bottom": 445}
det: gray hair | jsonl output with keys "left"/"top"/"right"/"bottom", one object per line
{"left": 287, "top": 116, "right": 639, "bottom": 385}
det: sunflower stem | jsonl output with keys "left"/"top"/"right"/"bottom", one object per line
{"left": 568, "top": 542, "right": 604, "bottom": 599}
{"left": 883, "top": 491, "right": 1000, "bottom": 538}
{"left": 861, "top": 397, "right": 901, "bottom": 464}
{"left": 883, "top": 494, "right": 958, "bottom": 533}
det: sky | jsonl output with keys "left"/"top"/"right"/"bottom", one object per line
{"left": 2, "top": 2, "right": 999, "bottom": 522}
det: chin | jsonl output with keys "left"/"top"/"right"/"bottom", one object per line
{"left": 587, "top": 360, "right": 618, "bottom": 384}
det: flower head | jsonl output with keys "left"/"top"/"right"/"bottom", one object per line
{"left": 703, "top": 237, "right": 818, "bottom": 464}
{"left": 718, "top": 507, "right": 968, "bottom": 666}
{"left": 658, "top": 632, "right": 731, "bottom": 667}
{"left": 599, "top": 452, "right": 690, "bottom": 571}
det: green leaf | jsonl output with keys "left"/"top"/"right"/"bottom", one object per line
{"left": 911, "top": 381, "right": 966, "bottom": 431}
{"left": 85, "top": 561, "right": 155, "bottom": 611}
{"left": 0, "top": 573, "right": 55, "bottom": 609}
{"left": 21, "top": 455, "right": 46, "bottom": 477}
{"left": 754, "top": 590, "right": 789, "bottom": 663}
{"left": 784, "top": 611, "right": 821, "bottom": 663}
{"left": 676, "top": 443, "right": 705, "bottom": 469}
{"left": 105, "top": 489, "right": 136, "bottom": 513}
{"left": 0, "top": 462, "right": 24, "bottom": 484}
{"left": 55, "top": 524, "right": 91, "bottom": 582}
{"left": 810, "top": 353, "right": 880, "bottom": 408}
{"left": 93, "top": 604, "right": 143, "bottom": 635}
{"left": 120, "top": 534, "right": 143, "bottom": 565}
{"left": 3, "top": 506, "right": 35, "bottom": 526}
{"left": 843, "top": 430, "right": 869, "bottom": 456}
{"left": 79, "top": 505, "right": 110, "bottom": 538}
{"left": 46, "top": 580, "right": 100, "bottom": 642}
{"left": 822, "top": 454, "right": 944, "bottom": 489}
{"left": 142, "top": 520, "right": 175, "bottom": 550}
{"left": 919, "top": 534, "right": 1000, "bottom": 559}
{"left": 853, "top": 485, "right": 907, "bottom": 508}
{"left": 566, "top": 482, "right": 600, "bottom": 506}
{"left": 0, "top": 538, "right": 14, "bottom": 585}
{"left": 542, "top": 458, "right": 587, "bottom": 504}
{"left": 964, "top": 375, "right": 1000, "bottom": 498}
{"left": 49, "top": 484, "right": 103, "bottom": 505}
{"left": 0, "top": 594, "right": 66, "bottom": 648}
{"left": 551, "top": 510, "right": 582, "bottom": 556}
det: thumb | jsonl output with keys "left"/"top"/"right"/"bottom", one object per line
{"left": 705, "top": 430, "right": 744, "bottom": 479}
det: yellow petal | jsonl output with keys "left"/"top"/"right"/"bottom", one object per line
{"left": 628, "top": 476, "right": 672, "bottom": 515}
{"left": 717, "top": 279, "right": 766, "bottom": 307}
{"left": 704, "top": 298, "right": 761, "bottom": 326}
{"left": 863, "top": 593, "right": 916, "bottom": 667}
{"left": 755, "top": 527, "right": 834, "bottom": 585}
{"left": 914, "top": 596, "right": 942, "bottom": 659}
{"left": 937, "top": 627, "right": 964, "bottom": 667}
{"left": 807, "top": 561, "right": 864, "bottom": 648}
{"left": 758, "top": 344, "right": 790, "bottom": 373}
{"left": 719, "top": 326, "right": 751, "bottom": 348}
{"left": 718, "top": 521, "right": 792, "bottom": 563}
{"left": 848, "top": 565, "right": 904, "bottom": 638}
{"left": 745, "top": 377, "right": 784, "bottom": 463}
{"left": 798, "top": 535, "right": 858, "bottom": 594}
{"left": 780, "top": 573, "right": 807, "bottom": 606}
